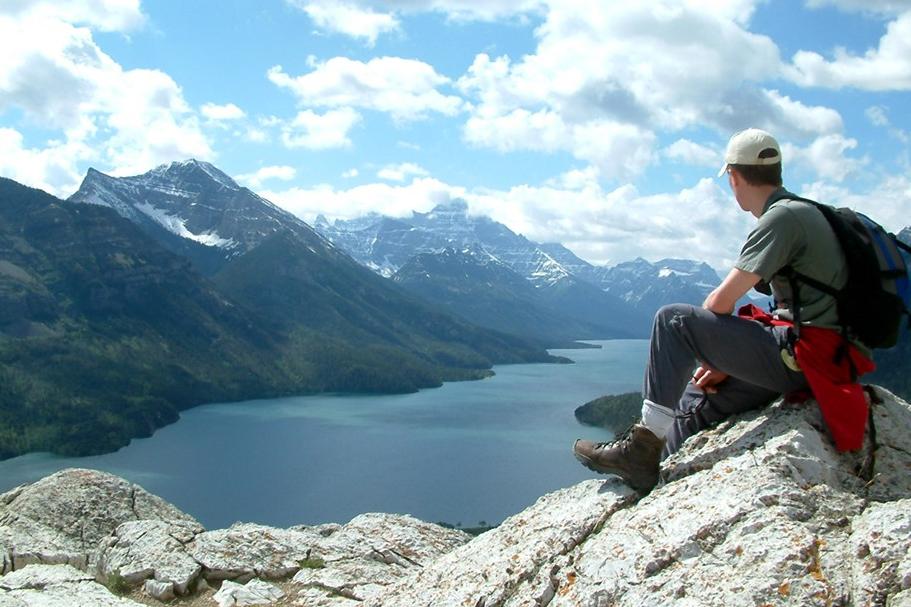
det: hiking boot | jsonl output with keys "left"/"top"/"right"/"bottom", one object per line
{"left": 573, "top": 425, "right": 665, "bottom": 492}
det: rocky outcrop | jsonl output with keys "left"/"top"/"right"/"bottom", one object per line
{"left": 0, "top": 469, "right": 199, "bottom": 574}
{"left": 0, "top": 470, "right": 470, "bottom": 606}
{"left": 367, "top": 388, "right": 911, "bottom": 607}
{"left": 1, "top": 388, "right": 910, "bottom": 606}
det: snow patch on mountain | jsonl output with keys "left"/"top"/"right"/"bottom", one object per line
{"left": 134, "top": 202, "right": 236, "bottom": 249}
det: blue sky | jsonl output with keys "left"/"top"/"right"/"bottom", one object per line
{"left": 1, "top": 0, "right": 910, "bottom": 270}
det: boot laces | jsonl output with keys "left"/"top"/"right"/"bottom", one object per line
{"left": 593, "top": 424, "right": 636, "bottom": 450}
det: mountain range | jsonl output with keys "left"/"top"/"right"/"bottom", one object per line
{"left": 316, "top": 201, "right": 723, "bottom": 339}
{"left": 0, "top": 165, "right": 562, "bottom": 459}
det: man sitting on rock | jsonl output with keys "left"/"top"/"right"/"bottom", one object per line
{"left": 573, "top": 128, "right": 872, "bottom": 493}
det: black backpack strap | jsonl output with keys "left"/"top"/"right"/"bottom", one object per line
{"left": 773, "top": 198, "right": 858, "bottom": 376}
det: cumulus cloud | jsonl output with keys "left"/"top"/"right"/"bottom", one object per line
{"left": 804, "top": 0, "right": 911, "bottom": 16}
{"left": 377, "top": 162, "right": 429, "bottom": 182}
{"left": 0, "top": 127, "right": 93, "bottom": 197}
{"left": 280, "top": 108, "right": 362, "bottom": 149}
{"left": 288, "top": 0, "right": 399, "bottom": 45}
{"left": 663, "top": 139, "right": 720, "bottom": 168}
{"left": 267, "top": 57, "right": 466, "bottom": 121}
{"left": 800, "top": 174, "right": 911, "bottom": 232}
{"left": 784, "top": 11, "right": 911, "bottom": 90}
{"left": 0, "top": 11, "right": 212, "bottom": 190}
{"left": 781, "top": 133, "right": 865, "bottom": 182}
{"left": 261, "top": 177, "right": 465, "bottom": 223}
{"left": 0, "top": 0, "right": 145, "bottom": 32}
{"left": 452, "top": 2, "right": 849, "bottom": 182}
{"left": 286, "top": 0, "right": 544, "bottom": 44}
{"left": 201, "top": 102, "right": 246, "bottom": 121}
{"left": 237, "top": 165, "right": 297, "bottom": 189}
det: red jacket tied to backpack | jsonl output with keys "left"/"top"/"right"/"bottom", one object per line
{"left": 738, "top": 304, "right": 875, "bottom": 451}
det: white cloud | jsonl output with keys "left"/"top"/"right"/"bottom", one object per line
{"left": 289, "top": 0, "right": 399, "bottom": 45}
{"left": 453, "top": 3, "right": 842, "bottom": 182}
{"left": 342, "top": 168, "right": 359, "bottom": 178}
{"left": 466, "top": 178, "right": 755, "bottom": 269}
{"left": 261, "top": 177, "right": 465, "bottom": 222}
{"left": 866, "top": 105, "right": 910, "bottom": 142}
{"left": 761, "top": 89, "right": 843, "bottom": 136}
{"left": 785, "top": 11, "right": 911, "bottom": 90}
{"left": 782, "top": 133, "right": 865, "bottom": 182}
{"left": 545, "top": 166, "right": 602, "bottom": 191}
{"left": 804, "top": 0, "right": 911, "bottom": 17}
{"left": 0, "top": 0, "right": 145, "bottom": 32}
{"left": 286, "top": 0, "right": 544, "bottom": 44}
{"left": 377, "top": 0, "right": 545, "bottom": 22}
{"left": 280, "top": 108, "right": 362, "bottom": 149}
{"left": 244, "top": 127, "right": 269, "bottom": 143}
{"left": 267, "top": 57, "right": 466, "bottom": 121}
{"left": 0, "top": 12, "right": 212, "bottom": 189}
{"left": 201, "top": 102, "right": 246, "bottom": 121}
{"left": 377, "top": 162, "right": 429, "bottom": 181}
{"left": 663, "top": 139, "right": 720, "bottom": 167}
{"left": 799, "top": 174, "right": 911, "bottom": 232}
{"left": 237, "top": 165, "right": 297, "bottom": 189}
{"left": 462, "top": 106, "right": 657, "bottom": 181}
{"left": 0, "top": 127, "right": 93, "bottom": 197}
{"left": 866, "top": 105, "right": 890, "bottom": 127}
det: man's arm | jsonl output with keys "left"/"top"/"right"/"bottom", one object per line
{"left": 703, "top": 267, "right": 763, "bottom": 315}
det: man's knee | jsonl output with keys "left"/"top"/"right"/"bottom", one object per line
{"left": 653, "top": 303, "right": 697, "bottom": 329}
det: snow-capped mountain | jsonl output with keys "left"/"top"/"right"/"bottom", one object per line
{"left": 392, "top": 246, "right": 628, "bottom": 342}
{"left": 63, "top": 161, "right": 556, "bottom": 378}
{"left": 317, "top": 199, "right": 649, "bottom": 336}
{"left": 316, "top": 199, "right": 575, "bottom": 290}
{"left": 594, "top": 258, "right": 720, "bottom": 308}
{"left": 69, "top": 160, "right": 327, "bottom": 275}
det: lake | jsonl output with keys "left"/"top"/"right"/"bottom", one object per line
{"left": 0, "top": 339, "right": 649, "bottom": 530}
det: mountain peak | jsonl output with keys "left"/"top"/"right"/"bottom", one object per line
{"left": 417, "top": 199, "right": 469, "bottom": 219}
{"left": 150, "top": 159, "right": 239, "bottom": 190}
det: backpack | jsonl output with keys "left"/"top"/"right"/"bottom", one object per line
{"left": 770, "top": 193, "right": 911, "bottom": 349}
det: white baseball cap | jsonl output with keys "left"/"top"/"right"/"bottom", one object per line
{"left": 717, "top": 128, "right": 781, "bottom": 177}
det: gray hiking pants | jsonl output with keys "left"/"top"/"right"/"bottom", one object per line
{"left": 643, "top": 304, "right": 809, "bottom": 458}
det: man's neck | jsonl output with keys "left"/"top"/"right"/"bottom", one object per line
{"left": 746, "top": 185, "right": 780, "bottom": 218}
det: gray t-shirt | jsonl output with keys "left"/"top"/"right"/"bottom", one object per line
{"left": 735, "top": 189, "right": 847, "bottom": 329}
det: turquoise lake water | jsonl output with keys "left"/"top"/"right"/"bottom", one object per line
{"left": 0, "top": 340, "right": 649, "bottom": 529}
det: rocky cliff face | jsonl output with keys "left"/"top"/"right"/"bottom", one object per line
{"left": 2, "top": 388, "right": 910, "bottom": 607}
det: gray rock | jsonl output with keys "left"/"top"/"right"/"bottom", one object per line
{"left": 0, "top": 564, "right": 143, "bottom": 606}
{"left": 849, "top": 499, "right": 911, "bottom": 605}
{"left": 0, "top": 469, "right": 200, "bottom": 573}
{"left": 213, "top": 579, "right": 284, "bottom": 607}
{"left": 188, "top": 524, "right": 323, "bottom": 582}
{"left": 0, "top": 564, "right": 94, "bottom": 590}
{"left": 143, "top": 578, "right": 175, "bottom": 602}
{"left": 363, "top": 479, "right": 636, "bottom": 606}
{"left": 95, "top": 520, "right": 202, "bottom": 595}
{"left": 291, "top": 513, "right": 470, "bottom": 603}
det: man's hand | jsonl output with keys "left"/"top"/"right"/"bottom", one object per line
{"left": 692, "top": 364, "right": 729, "bottom": 394}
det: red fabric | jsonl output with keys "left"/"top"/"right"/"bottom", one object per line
{"left": 737, "top": 304, "right": 875, "bottom": 451}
